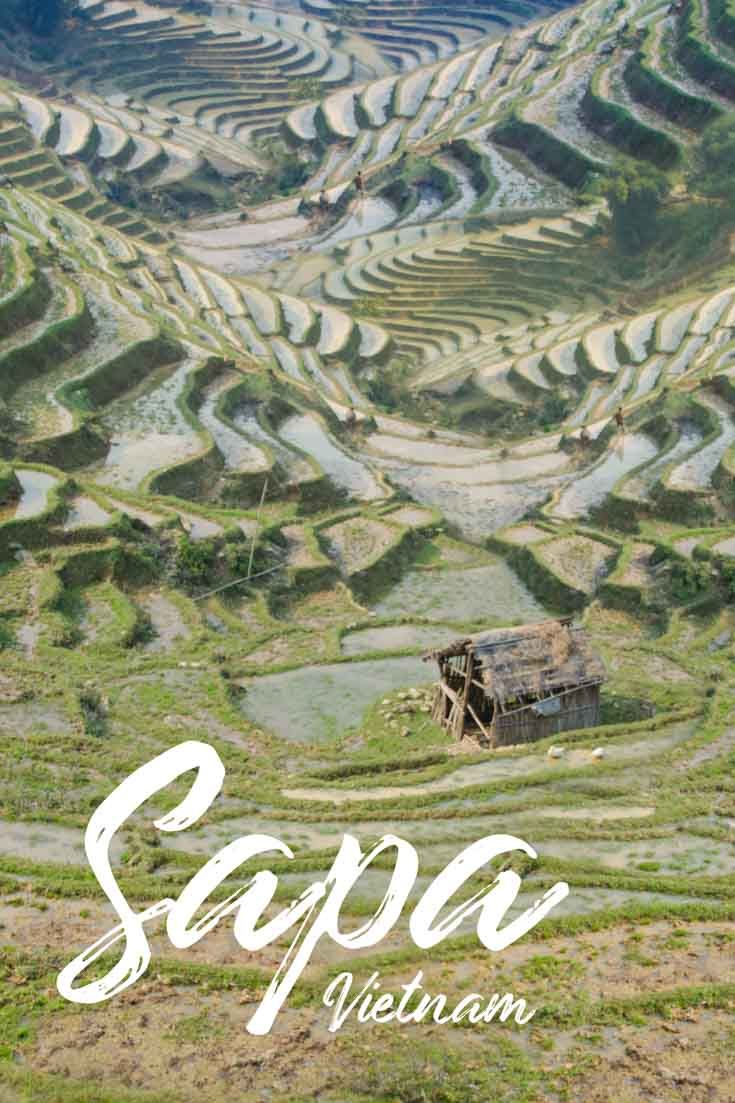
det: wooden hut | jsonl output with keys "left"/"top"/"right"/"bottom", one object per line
{"left": 423, "top": 618, "right": 605, "bottom": 746}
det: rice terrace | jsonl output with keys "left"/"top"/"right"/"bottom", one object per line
{"left": 0, "top": 0, "right": 734, "bottom": 1099}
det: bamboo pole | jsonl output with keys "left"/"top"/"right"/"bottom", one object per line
{"left": 466, "top": 701, "right": 492, "bottom": 743}
{"left": 193, "top": 562, "right": 281, "bottom": 602}
{"left": 247, "top": 477, "right": 268, "bottom": 581}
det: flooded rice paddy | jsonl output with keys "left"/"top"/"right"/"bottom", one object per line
{"left": 315, "top": 197, "right": 398, "bottom": 249}
{"left": 622, "top": 423, "right": 703, "bottom": 501}
{"left": 6, "top": 277, "right": 149, "bottom": 440}
{"left": 240, "top": 656, "right": 428, "bottom": 743}
{"left": 96, "top": 359, "right": 204, "bottom": 490}
{"left": 142, "top": 592, "right": 190, "bottom": 652}
{"left": 3, "top": 469, "right": 58, "bottom": 520}
{"left": 279, "top": 413, "right": 386, "bottom": 500}
{"left": 0, "top": 819, "right": 122, "bottom": 864}
{"left": 62, "top": 496, "right": 111, "bottom": 530}
{"left": 0, "top": 820, "right": 87, "bottom": 865}
{"left": 197, "top": 377, "right": 269, "bottom": 472}
{"left": 553, "top": 432, "right": 658, "bottom": 518}
{"left": 4, "top": 5, "right": 735, "bottom": 1097}
{"left": 231, "top": 404, "right": 313, "bottom": 483}
{"left": 372, "top": 560, "right": 547, "bottom": 622}
{"left": 668, "top": 393, "right": 735, "bottom": 490}
{"left": 340, "top": 623, "right": 455, "bottom": 655}
{"left": 371, "top": 459, "right": 565, "bottom": 540}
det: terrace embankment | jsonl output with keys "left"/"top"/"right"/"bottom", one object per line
{"left": 1, "top": 0, "right": 735, "bottom": 1098}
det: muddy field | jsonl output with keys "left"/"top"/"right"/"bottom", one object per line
{"left": 1, "top": 0, "right": 735, "bottom": 1097}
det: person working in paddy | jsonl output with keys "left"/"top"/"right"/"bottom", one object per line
{"left": 615, "top": 406, "right": 625, "bottom": 432}
{"left": 355, "top": 170, "right": 364, "bottom": 196}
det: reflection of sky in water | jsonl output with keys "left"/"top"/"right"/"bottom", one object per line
{"left": 280, "top": 413, "right": 386, "bottom": 500}
{"left": 198, "top": 381, "right": 268, "bottom": 471}
{"left": 669, "top": 395, "right": 735, "bottom": 491}
{"left": 341, "top": 624, "right": 455, "bottom": 656}
{"left": 98, "top": 432, "right": 199, "bottom": 491}
{"left": 371, "top": 459, "right": 566, "bottom": 540}
{"left": 553, "top": 432, "right": 657, "bottom": 519}
{"left": 63, "top": 496, "right": 111, "bottom": 530}
{"left": 624, "top": 423, "right": 702, "bottom": 501}
{"left": 11, "top": 470, "right": 58, "bottom": 519}
{"left": 372, "top": 561, "right": 546, "bottom": 622}
{"left": 315, "top": 197, "right": 398, "bottom": 249}
{"left": 240, "top": 656, "right": 429, "bottom": 743}
{"left": 231, "top": 404, "right": 313, "bottom": 482}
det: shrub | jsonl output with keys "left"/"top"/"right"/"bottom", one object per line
{"left": 539, "top": 392, "right": 571, "bottom": 427}
{"left": 716, "top": 556, "right": 735, "bottom": 601}
{"left": 655, "top": 200, "right": 733, "bottom": 266}
{"left": 691, "top": 113, "right": 735, "bottom": 199}
{"left": 365, "top": 356, "right": 414, "bottom": 412}
{"left": 224, "top": 539, "right": 257, "bottom": 578}
{"left": 601, "top": 157, "right": 670, "bottom": 254}
{"left": 352, "top": 294, "right": 390, "bottom": 319}
{"left": 276, "top": 155, "right": 309, "bottom": 193}
{"left": 0, "top": 463, "right": 20, "bottom": 506}
{"left": 174, "top": 536, "right": 216, "bottom": 586}
{"left": 669, "top": 558, "right": 711, "bottom": 602}
{"left": 2, "top": 0, "right": 76, "bottom": 36}
{"left": 288, "top": 76, "right": 322, "bottom": 101}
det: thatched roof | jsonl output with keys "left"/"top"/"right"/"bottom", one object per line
{"left": 424, "top": 619, "right": 605, "bottom": 707}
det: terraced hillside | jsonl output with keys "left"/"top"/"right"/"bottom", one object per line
{"left": 1, "top": 0, "right": 735, "bottom": 1101}
{"left": 299, "top": 0, "right": 564, "bottom": 66}
{"left": 1, "top": 0, "right": 395, "bottom": 217}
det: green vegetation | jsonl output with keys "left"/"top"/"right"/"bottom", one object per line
{"left": 353, "top": 1040, "right": 541, "bottom": 1103}
{"left": 0, "top": 0, "right": 734, "bottom": 1098}
{"left": 289, "top": 76, "right": 323, "bottom": 102}
{"left": 1, "top": 0, "right": 76, "bottom": 36}
{"left": 0, "top": 463, "right": 21, "bottom": 506}
{"left": 692, "top": 112, "right": 735, "bottom": 199}
{"left": 600, "top": 158, "right": 671, "bottom": 255}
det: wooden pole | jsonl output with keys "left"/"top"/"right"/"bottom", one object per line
{"left": 247, "top": 477, "right": 268, "bottom": 581}
{"left": 466, "top": 701, "right": 492, "bottom": 743}
{"left": 459, "top": 649, "right": 474, "bottom": 742}
{"left": 193, "top": 563, "right": 281, "bottom": 603}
